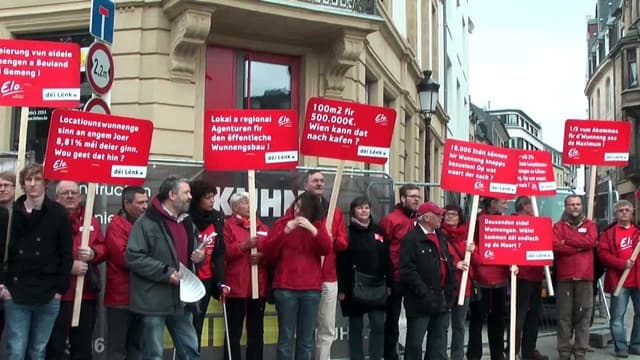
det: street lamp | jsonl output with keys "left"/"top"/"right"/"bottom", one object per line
{"left": 416, "top": 70, "right": 440, "bottom": 124}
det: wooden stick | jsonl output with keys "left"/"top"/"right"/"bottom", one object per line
{"left": 614, "top": 240, "right": 640, "bottom": 296}
{"left": 248, "top": 170, "right": 259, "bottom": 300}
{"left": 322, "top": 161, "right": 344, "bottom": 266}
{"left": 458, "top": 194, "right": 479, "bottom": 305}
{"left": 509, "top": 265, "right": 517, "bottom": 360}
{"left": 15, "top": 107, "right": 29, "bottom": 197}
{"left": 531, "top": 196, "right": 554, "bottom": 296}
{"left": 586, "top": 166, "right": 597, "bottom": 221}
{"left": 71, "top": 182, "right": 96, "bottom": 327}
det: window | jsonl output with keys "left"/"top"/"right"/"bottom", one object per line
{"left": 10, "top": 31, "right": 94, "bottom": 163}
{"left": 628, "top": 48, "right": 638, "bottom": 88}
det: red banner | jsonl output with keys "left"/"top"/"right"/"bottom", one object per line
{"left": 300, "top": 97, "right": 396, "bottom": 164}
{"left": 479, "top": 215, "right": 554, "bottom": 266}
{"left": 203, "top": 109, "right": 299, "bottom": 171}
{"left": 516, "top": 150, "right": 556, "bottom": 196}
{"left": 44, "top": 110, "right": 153, "bottom": 185}
{"left": 440, "top": 139, "right": 518, "bottom": 198}
{"left": 562, "top": 119, "right": 631, "bottom": 166}
{"left": 0, "top": 39, "right": 80, "bottom": 108}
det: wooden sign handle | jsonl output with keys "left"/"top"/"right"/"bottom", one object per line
{"left": 531, "top": 196, "right": 554, "bottom": 296}
{"left": 458, "top": 195, "right": 479, "bottom": 305}
{"left": 322, "top": 161, "right": 344, "bottom": 266}
{"left": 614, "top": 240, "right": 640, "bottom": 296}
{"left": 509, "top": 265, "right": 518, "bottom": 360}
{"left": 71, "top": 182, "right": 96, "bottom": 327}
{"left": 248, "top": 170, "right": 259, "bottom": 300}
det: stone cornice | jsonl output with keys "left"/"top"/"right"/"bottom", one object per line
{"left": 162, "top": 0, "right": 214, "bottom": 83}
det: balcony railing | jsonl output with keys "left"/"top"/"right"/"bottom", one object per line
{"left": 297, "top": 0, "right": 377, "bottom": 15}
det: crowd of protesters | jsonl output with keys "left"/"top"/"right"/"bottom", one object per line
{"left": 1, "top": 165, "right": 640, "bottom": 360}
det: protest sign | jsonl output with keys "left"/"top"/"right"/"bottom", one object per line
{"left": 441, "top": 139, "right": 518, "bottom": 198}
{"left": 204, "top": 109, "right": 299, "bottom": 171}
{"left": 562, "top": 119, "right": 631, "bottom": 166}
{"left": 0, "top": 39, "right": 80, "bottom": 108}
{"left": 43, "top": 109, "right": 153, "bottom": 185}
{"left": 516, "top": 150, "right": 556, "bottom": 196}
{"left": 300, "top": 97, "right": 396, "bottom": 165}
{"left": 478, "top": 215, "right": 554, "bottom": 266}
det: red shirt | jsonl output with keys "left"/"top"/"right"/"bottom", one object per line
{"left": 426, "top": 232, "right": 447, "bottom": 288}
{"left": 196, "top": 224, "right": 218, "bottom": 280}
{"left": 616, "top": 225, "right": 638, "bottom": 287}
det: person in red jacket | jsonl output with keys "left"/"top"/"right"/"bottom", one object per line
{"left": 303, "top": 170, "right": 348, "bottom": 360}
{"left": 511, "top": 196, "right": 548, "bottom": 360}
{"left": 441, "top": 203, "right": 475, "bottom": 360}
{"left": 597, "top": 199, "right": 640, "bottom": 357}
{"left": 46, "top": 180, "right": 106, "bottom": 360}
{"left": 223, "top": 191, "right": 270, "bottom": 360}
{"left": 380, "top": 183, "right": 421, "bottom": 360}
{"left": 263, "top": 191, "right": 332, "bottom": 360}
{"left": 467, "top": 197, "right": 509, "bottom": 360}
{"left": 553, "top": 194, "right": 597, "bottom": 360}
{"left": 104, "top": 186, "right": 148, "bottom": 360}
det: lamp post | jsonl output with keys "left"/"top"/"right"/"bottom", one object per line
{"left": 417, "top": 70, "right": 440, "bottom": 200}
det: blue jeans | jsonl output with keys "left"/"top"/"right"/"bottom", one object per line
{"left": 4, "top": 297, "right": 61, "bottom": 360}
{"left": 141, "top": 309, "right": 200, "bottom": 360}
{"left": 273, "top": 289, "right": 322, "bottom": 360}
{"left": 610, "top": 287, "right": 640, "bottom": 353}
{"left": 349, "top": 310, "right": 385, "bottom": 360}
{"left": 450, "top": 297, "right": 470, "bottom": 360}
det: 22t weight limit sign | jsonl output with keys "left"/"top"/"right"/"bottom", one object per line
{"left": 86, "top": 42, "right": 114, "bottom": 96}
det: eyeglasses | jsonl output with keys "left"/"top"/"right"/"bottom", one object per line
{"left": 617, "top": 208, "right": 632, "bottom": 213}
{"left": 59, "top": 191, "right": 80, "bottom": 197}
{"left": 444, "top": 212, "right": 459, "bottom": 217}
{"left": 0, "top": 183, "right": 14, "bottom": 189}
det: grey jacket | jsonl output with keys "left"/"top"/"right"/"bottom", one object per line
{"left": 126, "top": 199, "right": 199, "bottom": 315}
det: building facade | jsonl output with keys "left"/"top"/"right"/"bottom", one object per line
{"left": 0, "top": 0, "right": 448, "bottom": 194}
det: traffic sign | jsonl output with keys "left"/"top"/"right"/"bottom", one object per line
{"left": 90, "top": 0, "right": 115, "bottom": 44}
{"left": 86, "top": 42, "right": 114, "bottom": 96}
{"left": 83, "top": 97, "right": 110, "bottom": 114}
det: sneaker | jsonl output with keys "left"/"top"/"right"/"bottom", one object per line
{"left": 616, "top": 352, "right": 629, "bottom": 358}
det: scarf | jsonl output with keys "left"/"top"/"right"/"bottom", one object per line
{"left": 235, "top": 213, "right": 250, "bottom": 229}
{"left": 350, "top": 217, "right": 371, "bottom": 229}
{"left": 189, "top": 207, "right": 218, "bottom": 232}
{"left": 562, "top": 212, "right": 585, "bottom": 227}
{"left": 68, "top": 206, "right": 85, "bottom": 235}
{"left": 441, "top": 222, "right": 468, "bottom": 243}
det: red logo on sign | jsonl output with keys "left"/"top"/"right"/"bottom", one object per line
{"left": 375, "top": 113, "right": 388, "bottom": 124}
{"left": 52, "top": 159, "right": 68, "bottom": 172}
{"left": 278, "top": 115, "right": 293, "bottom": 127}
{"left": 568, "top": 148, "right": 580, "bottom": 158}
{"left": 1, "top": 80, "right": 24, "bottom": 97}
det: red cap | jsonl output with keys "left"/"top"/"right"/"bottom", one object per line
{"left": 418, "top": 201, "right": 445, "bottom": 216}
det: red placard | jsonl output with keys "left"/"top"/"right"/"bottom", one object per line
{"left": 203, "top": 109, "right": 299, "bottom": 170}
{"left": 479, "top": 215, "right": 554, "bottom": 266}
{"left": 516, "top": 150, "right": 556, "bottom": 196}
{"left": 0, "top": 39, "right": 80, "bottom": 108}
{"left": 562, "top": 119, "right": 631, "bottom": 166}
{"left": 44, "top": 109, "right": 153, "bottom": 185}
{"left": 440, "top": 139, "right": 518, "bottom": 198}
{"left": 300, "top": 97, "right": 396, "bottom": 164}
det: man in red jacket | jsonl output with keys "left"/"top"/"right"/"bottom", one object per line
{"left": 305, "top": 170, "right": 348, "bottom": 360}
{"left": 46, "top": 180, "right": 107, "bottom": 360}
{"left": 512, "top": 196, "right": 548, "bottom": 360}
{"left": 104, "top": 186, "right": 148, "bottom": 360}
{"left": 597, "top": 199, "right": 640, "bottom": 358}
{"left": 553, "top": 194, "right": 597, "bottom": 360}
{"left": 380, "top": 183, "right": 421, "bottom": 360}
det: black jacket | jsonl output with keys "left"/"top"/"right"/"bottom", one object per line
{"left": 337, "top": 220, "right": 393, "bottom": 316}
{"left": 1, "top": 195, "right": 73, "bottom": 305}
{"left": 399, "top": 224, "right": 456, "bottom": 318}
{"left": 189, "top": 207, "right": 226, "bottom": 299}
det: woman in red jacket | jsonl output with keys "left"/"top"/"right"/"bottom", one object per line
{"left": 223, "top": 191, "right": 270, "bottom": 360}
{"left": 262, "top": 191, "right": 332, "bottom": 360}
{"left": 441, "top": 204, "right": 475, "bottom": 360}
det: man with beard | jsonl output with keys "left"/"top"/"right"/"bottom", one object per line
{"left": 304, "top": 170, "right": 348, "bottom": 360}
{"left": 104, "top": 186, "right": 148, "bottom": 360}
{"left": 553, "top": 195, "right": 597, "bottom": 360}
{"left": 126, "top": 176, "right": 206, "bottom": 359}
{"left": 380, "top": 184, "right": 421, "bottom": 360}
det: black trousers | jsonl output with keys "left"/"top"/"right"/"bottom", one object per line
{"left": 106, "top": 307, "right": 143, "bottom": 360}
{"left": 514, "top": 279, "right": 542, "bottom": 358}
{"left": 223, "top": 298, "right": 266, "bottom": 360}
{"left": 383, "top": 281, "right": 403, "bottom": 360}
{"left": 467, "top": 287, "right": 506, "bottom": 360}
{"left": 193, "top": 278, "right": 215, "bottom": 350}
{"left": 46, "top": 299, "right": 97, "bottom": 360}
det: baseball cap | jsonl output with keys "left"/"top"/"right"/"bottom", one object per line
{"left": 417, "top": 201, "right": 445, "bottom": 216}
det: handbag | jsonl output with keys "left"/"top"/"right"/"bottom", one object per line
{"left": 450, "top": 242, "right": 482, "bottom": 302}
{"left": 352, "top": 266, "right": 387, "bottom": 307}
